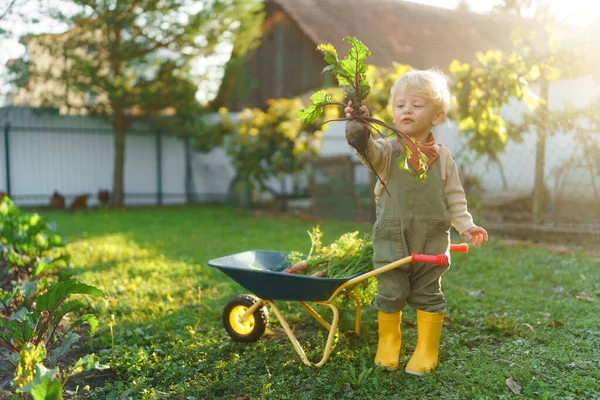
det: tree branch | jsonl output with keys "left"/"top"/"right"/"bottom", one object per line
{"left": 0, "top": 0, "right": 19, "bottom": 22}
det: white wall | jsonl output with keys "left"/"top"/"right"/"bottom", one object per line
{"left": 123, "top": 133, "right": 158, "bottom": 205}
{"left": 189, "top": 146, "right": 236, "bottom": 202}
{"left": 9, "top": 130, "right": 113, "bottom": 206}
{"left": 0, "top": 123, "right": 234, "bottom": 207}
{"left": 160, "top": 135, "right": 187, "bottom": 204}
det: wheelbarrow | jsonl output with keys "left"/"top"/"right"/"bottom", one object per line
{"left": 207, "top": 243, "right": 468, "bottom": 367}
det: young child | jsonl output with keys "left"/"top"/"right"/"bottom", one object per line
{"left": 344, "top": 68, "right": 488, "bottom": 375}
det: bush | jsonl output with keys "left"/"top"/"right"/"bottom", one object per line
{"left": 0, "top": 197, "right": 70, "bottom": 287}
{"left": 0, "top": 197, "right": 107, "bottom": 395}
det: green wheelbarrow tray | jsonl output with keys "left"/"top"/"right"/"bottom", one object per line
{"left": 208, "top": 247, "right": 462, "bottom": 367}
{"left": 207, "top": 250, "right": 361, "bottom": 301}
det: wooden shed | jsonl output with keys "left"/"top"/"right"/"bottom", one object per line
{"left": 215, "top": 0, "right": 525, "bottom": 110}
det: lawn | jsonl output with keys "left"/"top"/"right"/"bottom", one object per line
{"left": 40, "top": 205, "right": 599, "bottom": 399}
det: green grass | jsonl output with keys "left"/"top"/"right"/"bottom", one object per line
{"left": 40, "top": 206, "right": 600, "bottom": 399}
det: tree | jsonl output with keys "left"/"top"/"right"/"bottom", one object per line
{"left": 207, "top": 97, "right": 332, "bottom": 202}
{"left": 448, "top": 23, "right": 593, "bottom": 222}
{"left": 15, "top": 0, "right": 263, "bottom": 207}
{"left": 0, "top": 0, "right": 52, "bottom": 106}
{"left": 0, "top": 0, "right": 48, "bottom": 32}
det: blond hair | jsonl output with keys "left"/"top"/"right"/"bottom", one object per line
{"left": 390, "top": 68, "right": 450, "bottom": 112}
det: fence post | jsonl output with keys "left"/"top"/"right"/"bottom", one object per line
{"left": 3, "top": 122, "right": 11, "bottom": 197}
{"left": 156, "top": 131, "right": 163, "bottom": 205}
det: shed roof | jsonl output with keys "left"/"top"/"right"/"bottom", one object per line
{"left": 272, "top": 0, "right": 529, "bottom": 69}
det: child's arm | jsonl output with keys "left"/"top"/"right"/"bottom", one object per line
{"left": 443, "top": 148, "right": 488, "bottom": 246}
{"left": 344, "top": 102, "right": 392, "bottom": 178}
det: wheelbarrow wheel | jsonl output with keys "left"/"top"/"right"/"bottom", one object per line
{"left": 223, "top": 294, "right": 269, "bottom": 342}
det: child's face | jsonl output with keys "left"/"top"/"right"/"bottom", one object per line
{"left": 392, "top": 89, "right": 445, "bottom": 141}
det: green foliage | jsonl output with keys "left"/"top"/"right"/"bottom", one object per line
{"left": 449, "top": 51, "right": 528, "bottom": 160}
{"left": 303, "top": 226, "right": 373, "bottom": 278}
{"left": 297, "top": 37, "right": 429, "bottom": 182}
{"left": 12, "top": 0, "right": 264, "bottom": 206}
{"left": 1, "top": 279, "right": 105, "bottom": 395}
{"left": 17, "top": 368, "right": 63, "bottom": 400}
{"left": 448, "top": 29, "right": 588, "bottom": 161}
{"left": 0, "top": 279, "right": 105, "bottom": 361}
{"left": 448, "top": 26, "right": 597, "bottom": 221}
{"left": 32, "top": 0, "right": 264, "bottom": 117}
{"left": 297, "top": 37, "right": 370, "bottom": 125}
{"left": 301, "top": 226, "right": 377, "bottom": 304}
{"left": 14, "top": 343, "right": 47, "bottom": 389}
{"left": 295, "top": 91, "right": 333, "bottom": 126}
{"left": 0, "top": 198, "right": 106, "bottom": 397}
{"left": 14, "top": 346, "right": 102, "bottom": 398}
{"left": 215, "top": 98, "right": 327, "bottom": 194}
{"left": 0, "top": 197, "right": 70, "bottom": 284}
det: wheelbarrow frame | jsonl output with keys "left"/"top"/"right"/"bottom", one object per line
{"left": 210, "top": 244, "right": 467, "bottom": 367}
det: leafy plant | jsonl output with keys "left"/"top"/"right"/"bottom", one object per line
{"left": 1, "top": 279, "right": 106, "bottom": 394}
{"left": 343, "top": 361, "right": 375, "bottom": 389}
{"left": 448, "top": 28, "right": 593, "bottom": 221}
{"left": 207, "top": 98, "right": 328, "bottom": 196}
{"left": 0, "top": 197, "right": 70, "bottom": 286}
{"left": 286, "top": 226, "right": 377, "bottom": 304}
{"left": 0, "top": 280, "right": 105, "bottom": 363}
{"left": 0, "top": 199, "right": 106, "bottom": 397}
{"left": 303, "top": 226, "right": 373, "bottom": 278}
{"left": 297, "top": 37, "right": 430, "bottom": 183}
{"left": 14, "top": 344, "right": 103, "bottom": 399}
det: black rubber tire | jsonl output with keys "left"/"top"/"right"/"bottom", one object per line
{"left": 223, "top": 294, "right": 269, "bottom": 342}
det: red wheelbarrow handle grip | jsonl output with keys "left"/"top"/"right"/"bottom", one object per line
{"left": 450, "top": 243, "right": 469, "bottom": 253}
{"left": 412, "top": 253, "right": 449, "bottom": 267}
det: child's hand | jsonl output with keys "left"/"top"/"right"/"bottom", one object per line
{"left": 462, "top": 226, "right": 488, "bottom": 246}
{"left": 345, "top": 101, "right": 370, "bottom": 119}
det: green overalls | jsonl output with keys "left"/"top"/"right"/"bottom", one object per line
{"left": 371, "top": 139, "right": 451, "bottom": 314}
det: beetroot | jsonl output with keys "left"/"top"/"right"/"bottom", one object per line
{"left": 345, "top": 120, "right": 369, "bottom": 155}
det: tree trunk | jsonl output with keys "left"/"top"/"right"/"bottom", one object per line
{"left": 112, "top": 109, "right": 126, "bottom": 208}
{"left": 109, "top": 25, "right": 124, "bottom": 208}
{"left": 532, "top": 80, "right": 549, "bottom": 223}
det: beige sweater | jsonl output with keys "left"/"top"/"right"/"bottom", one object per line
{"left": 359, "top": 137, "right": 475, "bottom": 235}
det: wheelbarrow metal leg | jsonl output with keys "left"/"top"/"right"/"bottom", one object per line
{"left": 265, "top": 300, "right": 312, "bottom": 366}
{"left": 265, "top": 300, "right": 340, "bottom": 367}
{"left": 345, "top": 291, "right": 363, "bottom": 336}
{"left": 313, "top": 302, "right": 340, "bottom": 367}
{"left": 240, "top": 299, "right": 264, "bottom": 323}
{"left": 299, "top": 301, "right": 331, "bottom": 331}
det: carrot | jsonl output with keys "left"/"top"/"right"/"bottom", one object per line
{"left": 311, "top": 270, "right": 327, "bottom": 278}
{"left": 283, "top": 261, "right": 307, "bottom": 274}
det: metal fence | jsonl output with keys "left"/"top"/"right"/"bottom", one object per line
{"left": 0, "top": 106, "right": 238, "bottom": 208}
{"left": 1, "top": 105, "right": 599, "bottom": 244}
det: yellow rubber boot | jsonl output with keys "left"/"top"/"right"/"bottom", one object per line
{"left": 405, "top": 310, "right": 444, "bottom": 376}
{"left": 374, "top": 311, "right": 402, "bottom": 370}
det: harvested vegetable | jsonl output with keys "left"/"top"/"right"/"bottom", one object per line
{"left": 282, "top": 226, "right": 378, "bottom": 303}
{"left": 345, "top": 120, "right": 369, "bottom": 155}
{"left": 296, "top": 37, "right": 430, "bottom": 184}
{"left": 283, "top": 261, "right": 307, "bottom": 274}
{"left": 284, "top": 226, "right": 373, "bottom": 279}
